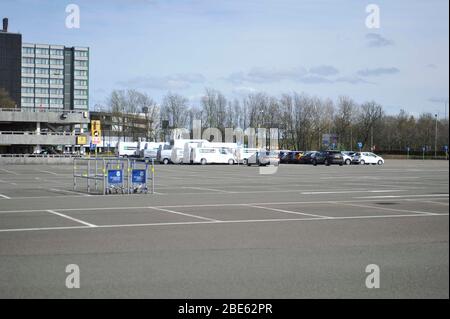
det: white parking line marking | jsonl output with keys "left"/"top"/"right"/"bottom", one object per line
{"left": 50, "top": 188, "right": 91, "bottom": 196}
{"left": 46, "top": 210, "right": 97, "bottom": 227}
{"left": 37, "top": 170, "right": 58, "bottom": 175}
{"left": 356, "top": 194, "right": 449, "bottom": 199}
{"left": 0, "top": 168, "right": 19, "bottom": 175}
{"left": 182, "top": 186, "right": 233, "bottom": 193}
{"left": 148, "top": 207, "right": 219, "bottom": 222}
{"left": 246, "top": 205, "right": 331, "bottom": 219}
{"left": 337, "top": 202, "right": 438, "bottom": 216}
{"left": 301, "top": 190, "right": 404, "bottom": 195}
{"left": 1, "top": 196, "right": 449, "bottom": 213}
{"left": 0, "top": 212, "right": 447, "bottom": 233}
{"left": 0, "top": 194, "right": 11, "bottom": 199}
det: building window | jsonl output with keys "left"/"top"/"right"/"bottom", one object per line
{"left": 35, "top": 98, "right": 49, "bottom": 104}
{"left": 74, "top": 80, "right": 88, "bottom": 86}
{"left": 22, "top": 77, "right": 34, "bottom": 84}
{"left": 22, "top": 87, "right": 34, "bottom": 94}
{"left": 50, "top": 68, "right": 63, "bottom": 76}
{"left": 35, "top": 88, "right": 48, "bottom": 94}
{"left": 50, "top": 79, "right": 63, "bottom": 85}
{"left": 50, "top": 59, "right": 63, "bottom": 65}
{"left": 50, "top": 98, "right": 63, "bottom": 104}
{"left": 50, "top": 49, "right": 63, "bottom": 56}
{"left": 74, "top": 70, "right": 88, "bottom": 77}
{"left": 22, "top": 47, "right": 34, "bottom": 55}
{"left": 74, "top": 99, "right": 88, "bottom": 106}
{"left": 21, "top": 97, "right": 34, "bottom": 104}
{"left": 35, "top": 48, "right": 49, "bottom": 55}
{"left": 50, "top": 88, "right": 63, "bottom": 95}
{"left": 35, "top": 68, "right": 49, "bottom": 75}
{"left": 22, "top": 67, "right": 34, "bottom": 74}
{"left": 75, "top": 60, "right": 88, "bottom": 67}
{"left": 35, "top": 58, "right": 49, "bottom": 65}
{"left": 74, "top": 50, "right": 88, "bottom": 57}
{"left": 74, "top": 89, "right": 88, "bottom": 96}
{"left": 22, "top": 57, "right": 34, "bottom": 64}
{"left": 35, "top": 78, "right": 49, "bottom": 84}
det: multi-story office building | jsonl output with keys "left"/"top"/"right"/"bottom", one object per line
{"left": 21, "top": 44, "right": 89, "bottom": 111}
{"left": 0, "top": 18, "right": 90, "bottom": 154}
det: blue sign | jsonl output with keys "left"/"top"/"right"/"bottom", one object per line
{"left": 132, "top": 169, "right": 146, "bottom": 184}
{"left": 89, "top": 142, "right": 96, "bottom": 151}
{"left": 422, "top": 146, "right": 426, "bottom": 152}
{"left": 444, "top": 145, "right": 448, "bottom": 152}
{"left": 357, "top": 142, "right": 363, "bottom": 149}
{"left": 406, "top": 147, "right": 410, "bottom": 152}
{"left": 108, "top": 169, "right": 123, "bottom": 184}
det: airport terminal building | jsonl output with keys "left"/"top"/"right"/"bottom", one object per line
{"left": 0, "top": 18, "right": 90, "bottom": 154}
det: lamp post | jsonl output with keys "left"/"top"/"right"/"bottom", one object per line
{"left": 434, "top": 113, "right": 438, "bottom": 158}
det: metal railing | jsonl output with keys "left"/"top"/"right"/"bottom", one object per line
{"left": 0, "top": 131, "right": 81, "bottom": 136}
{"left": 73, "top": 157, "right": 155, "bottom": 195}
{"left": 0, "top": 153, "right": 81, "bottom": 158}
{"left": 0, "top": 108, "right": 87, "bottom": 114}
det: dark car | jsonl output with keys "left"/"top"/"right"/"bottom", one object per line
{"left": 298, "top": 151, "right": 317, "bottom": 164}
{"left": 280, "top": 151, "right": 304, "bottom": 164}
{"left": 312, "top": 150, "right": 344, "bottom": 166}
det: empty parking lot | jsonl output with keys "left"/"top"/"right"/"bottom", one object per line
{"left": 0, "top": 160, "right": 448, "bottom": 298}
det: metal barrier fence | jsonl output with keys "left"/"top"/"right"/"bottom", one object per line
{"left": 73, "top": 157, "right": 155, "bottom": 195}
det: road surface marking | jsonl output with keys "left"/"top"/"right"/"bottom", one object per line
{"left": 0, "top": 194, "right": 11, "bottom": 199}
{"left": 245, "top": 204, "right": 331, "bottom": 219}
{"left": 46, "top": 210, "right": 97, "bottom": 227}
{"left": 148, "top": 207, "right": 219, "bottom": 222}
{"left": 0, "top": 212, "right": 447, "bottom": 233}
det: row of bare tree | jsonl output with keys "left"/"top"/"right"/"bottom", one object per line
{"left": 104, "top": 89, "right": 449, "bottom": 152}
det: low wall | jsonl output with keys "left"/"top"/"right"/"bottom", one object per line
{"left": 0, "top": 157, "right": 74, "bottom": 165}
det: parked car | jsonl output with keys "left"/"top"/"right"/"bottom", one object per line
{"left": 352, "top": 152, "right": 385, "bottom": 165}
{"left": 312, "top": 150, "right": 344, "bottom": 166}
{"left": 341, "top": 151, "right": 355, "bottom": 165}
{"left": 280, "top": 151, "right": 304, "bottom": 164}
{"left": 247, "top": 151, "right": 280, "bottom": 166}
{"left": 298, "top": 151, "right": 317, "bottom": 164}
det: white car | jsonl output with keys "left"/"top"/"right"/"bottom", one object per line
{"left": 341, "top": 151, "right": 355, "bottom": 165}
{"left": 352, "top": 152, "right": 384, "bottom": 165}
{"left": 247, "top": 151, "right": 280, "bottom": 166}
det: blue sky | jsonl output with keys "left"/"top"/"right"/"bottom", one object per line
{"left": 2, "top": 0, "right": 449, "bottom": 115}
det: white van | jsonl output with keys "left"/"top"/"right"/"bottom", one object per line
{"left": 116, "top": 141, "right": 138, "bottom": 157}
{"left": 140, "top": 142, "right": 168, "bottom": 160}
{"left": 158, "top": 144, "right": 173, "bottom": 164}
{"left": 170, "top": 139, "right": 209, "bottom": 164}
{"left": 192, "top": 147, "right": 237, "bottom": 165}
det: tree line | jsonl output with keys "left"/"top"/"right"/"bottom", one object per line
{"left": 103, "top": 89, "right": 449, "bottom": 153}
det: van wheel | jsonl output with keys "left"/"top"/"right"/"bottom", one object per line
{"left": 377, "top": 160, "right": 383, "bottom": 165}
{"left": 312, "top": 160, "right": 317, "bottom": 166}
{"left": 228, "top": 159, "right": 234, "bottom": 165}
{"left": 163, "top": 158, "right": 169, "bottom": 165}
{"left": 201, "top": 158, "right": 207, "bottom": 165}
{"left": 345, "top": 159, "right": 351, "bottom": 165}
{"left": 243, "top": 159, "right": 248, "bottom": 165}
{"left": 360, "top": 160, "right": 365, "bottom": 165}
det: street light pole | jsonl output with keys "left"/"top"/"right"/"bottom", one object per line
{"left": 434, "top": 113, "right": 438, "bottom": 158}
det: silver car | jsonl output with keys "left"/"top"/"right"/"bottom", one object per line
{"left": 246, "top": 151, "right": 280, "bottom": 166}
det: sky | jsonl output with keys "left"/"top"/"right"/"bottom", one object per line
{"left": 1, "top": 0, "right": 449, "bottom": 116}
